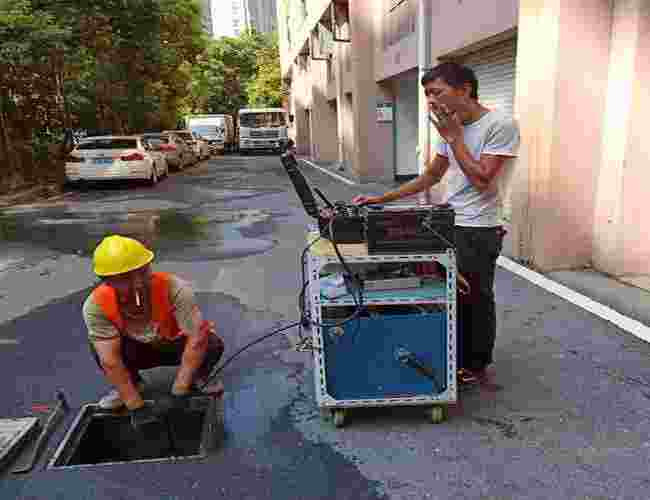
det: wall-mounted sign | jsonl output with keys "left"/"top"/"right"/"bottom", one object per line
{"left": 377, "top": 102, "right": 394, "bottom": 122}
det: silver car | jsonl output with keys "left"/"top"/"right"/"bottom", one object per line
{"left": 65, "top": 135, "right": 168, "bottom": 186}
{"left": 165, "top": 130, "right": 209, "bottom": 162}
{"left": 142, "top": 132, "right": 193, "bottom": 171}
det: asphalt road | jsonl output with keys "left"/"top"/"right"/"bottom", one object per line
{"left": 1, "top": 155, "right": 650, "bottom": 499}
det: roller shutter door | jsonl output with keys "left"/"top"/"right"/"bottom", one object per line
{"left": 457, "top": 38, "right": 517, "bottom": 117}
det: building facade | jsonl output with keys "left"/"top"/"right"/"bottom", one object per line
{"left": 246, "top": 0, "right": 278, "bottom": 34}
{"left": 199, "top": 0, "right": 214, "bottom": 37}
{"left": 277, "top": 0, "right": 650, "bottom": 282}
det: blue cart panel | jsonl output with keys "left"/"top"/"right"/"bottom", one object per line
{"left": 323, "top": 312, "right": 447, "bottom": 400}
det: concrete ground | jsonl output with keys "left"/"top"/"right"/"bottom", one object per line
{"left": 0, "top": 154, "right": 649, "bottom": 499}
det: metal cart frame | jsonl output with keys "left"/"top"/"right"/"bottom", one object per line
{"left": 300, "top": 233, "right": 457, "bottom": 427}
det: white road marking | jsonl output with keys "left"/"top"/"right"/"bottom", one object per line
{"left": 498, "top": 256, "right": 650, "bottom": 343}
{"left": 299, "top": 159, "right": 356, "bottom": 186}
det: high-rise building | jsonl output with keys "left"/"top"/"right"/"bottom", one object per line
{"left": 231, "top": 0, "right": 244, "bottom": 36}
{"left": 245, "top": 0, "right": 277, "bottom": 34}
{"left": 200, "top": 0, "right": 214, "bottom": 37}
{"left": 215, "top": 0, "right": 277, "bottom": 38}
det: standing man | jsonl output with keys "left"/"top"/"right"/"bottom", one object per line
{"left": 83, "top": 235, "right": 225, "bottom": 427}
{"left": 352, "top": 62, "right": 520, "bottom": 386}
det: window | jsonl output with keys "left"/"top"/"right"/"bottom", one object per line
{"left": 239, "top": 112, "right": 287, "bottom": 128}
{"left": 77, "top": 139, "right": 138, "bottom": 150}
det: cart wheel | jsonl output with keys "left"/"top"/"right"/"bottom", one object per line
{"left": 333, "top": 409, "right": 346, "bottom": 428}
{"left": 429, "top": 406, "right": 446, "bottom": 424}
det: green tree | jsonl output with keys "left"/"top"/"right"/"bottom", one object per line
{"left": 247, "top": 32, "right": 283, "bottom": 107}
{"left": 188, "top": 29, "right": 282, "bottom": 117}
{"left": 0, "top": 0, "right": 208, "bottom": 190}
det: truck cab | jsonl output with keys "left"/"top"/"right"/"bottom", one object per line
{"left": 238, "top": 108, "right": 289, "bottom": 155}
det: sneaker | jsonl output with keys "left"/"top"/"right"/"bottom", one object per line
{"left": 457, "top": 368, "right": 480, "bottom": 388}
{"left": 98, "top": 382, "right": 146, "bottom": 410}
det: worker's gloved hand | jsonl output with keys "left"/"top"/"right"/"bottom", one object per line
{"left": 129, "top": 404, "right": 159, "bottom": 431}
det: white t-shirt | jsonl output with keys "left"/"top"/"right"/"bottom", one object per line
{"left": 436, "top": 110, "right": 520, "bottom": 227}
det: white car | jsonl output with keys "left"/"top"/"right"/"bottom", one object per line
{"left": 65, "top": 135, "right": 168, "bottom": 186}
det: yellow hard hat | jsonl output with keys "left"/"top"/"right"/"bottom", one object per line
{"left": 93, "top": 235, "right": 154, "bottom": 276}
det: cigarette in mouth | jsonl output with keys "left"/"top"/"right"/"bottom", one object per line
{"left": 135, "top": 291, "right": 141, "bottom": 307}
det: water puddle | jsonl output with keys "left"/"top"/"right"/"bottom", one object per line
{"left": 0, "top": 207, "right": 276, "bottom": 262}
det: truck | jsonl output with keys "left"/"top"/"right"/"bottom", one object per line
{"left": 237, "top": 108, "right": 290, "bottom": 155}
{"left": 185, "top": 114, "right": 235, "bottom": 154}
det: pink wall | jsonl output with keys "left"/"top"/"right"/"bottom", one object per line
{"left": 621, "top": 6, "right": 650, "bottom": 275}
{"left": 430, "top": 0, "right": 518, "bottom": 58}
{"left": 538, "top": 0, "right": 611, "bottom": 268}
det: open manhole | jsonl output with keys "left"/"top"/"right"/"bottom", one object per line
{"left": 48, "top": 397, "right": 223, "bottom": 470}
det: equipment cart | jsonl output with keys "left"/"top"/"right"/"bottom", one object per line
{"left": 300, "top": 231, "right": 457, "bottom": 427}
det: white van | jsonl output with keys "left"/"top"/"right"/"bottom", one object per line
{"left": 186, "top": 115, "right": 235, "bottom": 154}
{"left": 238, "top": 108, "right": 289, "bottom": 155}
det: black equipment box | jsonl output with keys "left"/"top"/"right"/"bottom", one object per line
{"left": 318, "top": 212, "right": 365, "bottom": 243}
{"left": 280, "top": 152, "right": 455, "bottom": 249}
{"left": 366, "top": 205, "right": 455, "bottom": 254}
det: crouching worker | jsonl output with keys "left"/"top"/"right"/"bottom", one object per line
{"left": 83, "top": 235, "right": 225, "bottom": 428}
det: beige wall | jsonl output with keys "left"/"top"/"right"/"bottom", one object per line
{"left": 348, "top": 0, "right": 392, "bottom": 181}
{"left": 291, "top": 59, "right": 313, "bottom": 156}
{"left": 279, "top": 0, "right": 331, "bottom": 78}
{"left": 593, "top": 0, "right": 650, "bottom": 277}
{"left": 376, "top": 34, "right": 417, "bottom": 83}
{"left": 310, "top": 54, "right": 339, "bottom": 162}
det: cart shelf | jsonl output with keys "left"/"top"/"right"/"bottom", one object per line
{"left": 319, "top": 281, "right": 449, "bottom": 305}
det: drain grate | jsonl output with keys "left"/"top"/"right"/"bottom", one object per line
{"left": 49, "top": 397, "right": 222, "bottom": 470}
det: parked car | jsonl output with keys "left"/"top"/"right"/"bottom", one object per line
{"left": 64, "top": 135, "right": 168, "bottom": 186}
{"left": 164, "top": 130, "right": 208, "bottom": 162}
{"left": 194, "top": 134, "right": 211, "bottom": 160}
{"left": 187, "top": 114, "right": 236, "bottom": 154}
{"left": 142, "top": 132, "right": 193, "bottom": 171}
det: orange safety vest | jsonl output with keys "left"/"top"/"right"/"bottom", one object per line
{"left": 93, "top": 271, "right": 182, "bottom": 341}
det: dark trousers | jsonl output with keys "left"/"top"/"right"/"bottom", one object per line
{"left": 454, "top": 226, "right": 504, "bottom": 371}
{"left": 91, "top": 333, "right": 225, "bottom": 384}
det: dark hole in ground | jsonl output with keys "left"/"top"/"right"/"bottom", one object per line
{"left": 50, "top": 403, "right": 211, "bottom": 468}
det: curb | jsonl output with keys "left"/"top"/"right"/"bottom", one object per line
{"left": 0, "top": 184, "right": 65, "bottom": 209}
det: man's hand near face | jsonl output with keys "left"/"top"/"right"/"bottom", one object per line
{"left": 429, "top": 101, "right": 464, "bottom": 145}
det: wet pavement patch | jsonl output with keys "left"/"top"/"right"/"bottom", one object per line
{"left": 0, "top": 206, "right": 276, "bottom": 262}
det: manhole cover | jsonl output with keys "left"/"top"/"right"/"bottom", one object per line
{"left": 49, "top": 397, "right": 224, "bottom": 470}
{"left": 0, "top": 417, "right": 39, "bottom": 469}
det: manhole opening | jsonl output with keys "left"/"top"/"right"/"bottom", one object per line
{"left": 49, "top": 399, "right": 219, "bottom": 469}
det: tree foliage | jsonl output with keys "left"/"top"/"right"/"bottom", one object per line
{"left": 0, "top": 0, "right": 207, "bottom": 190}
{"left": 188, "top": 30, "right": 283, "bottom": 117}
{"left": 247, "top": 33, "right": 283, "bottom": 108}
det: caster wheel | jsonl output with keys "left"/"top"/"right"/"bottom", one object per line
{"left": 429, "top": 406, "right": 446, "bottom": 424}
{"left": 333, "top": 409, "right": 346, "bottom": 428}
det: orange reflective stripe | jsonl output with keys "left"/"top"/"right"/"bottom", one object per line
{"left": 92, "top": 272, "right": 181, "bottom": 340}
{"left": 150, "top": 272, "right": 181, "bottom": 340}
{"left": 93, "top": 284, "right": 125, "bottom": 332}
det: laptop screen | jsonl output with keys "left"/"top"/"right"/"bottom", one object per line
{"left": 280, "top": 153, "right": 321, "bottom": 219}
